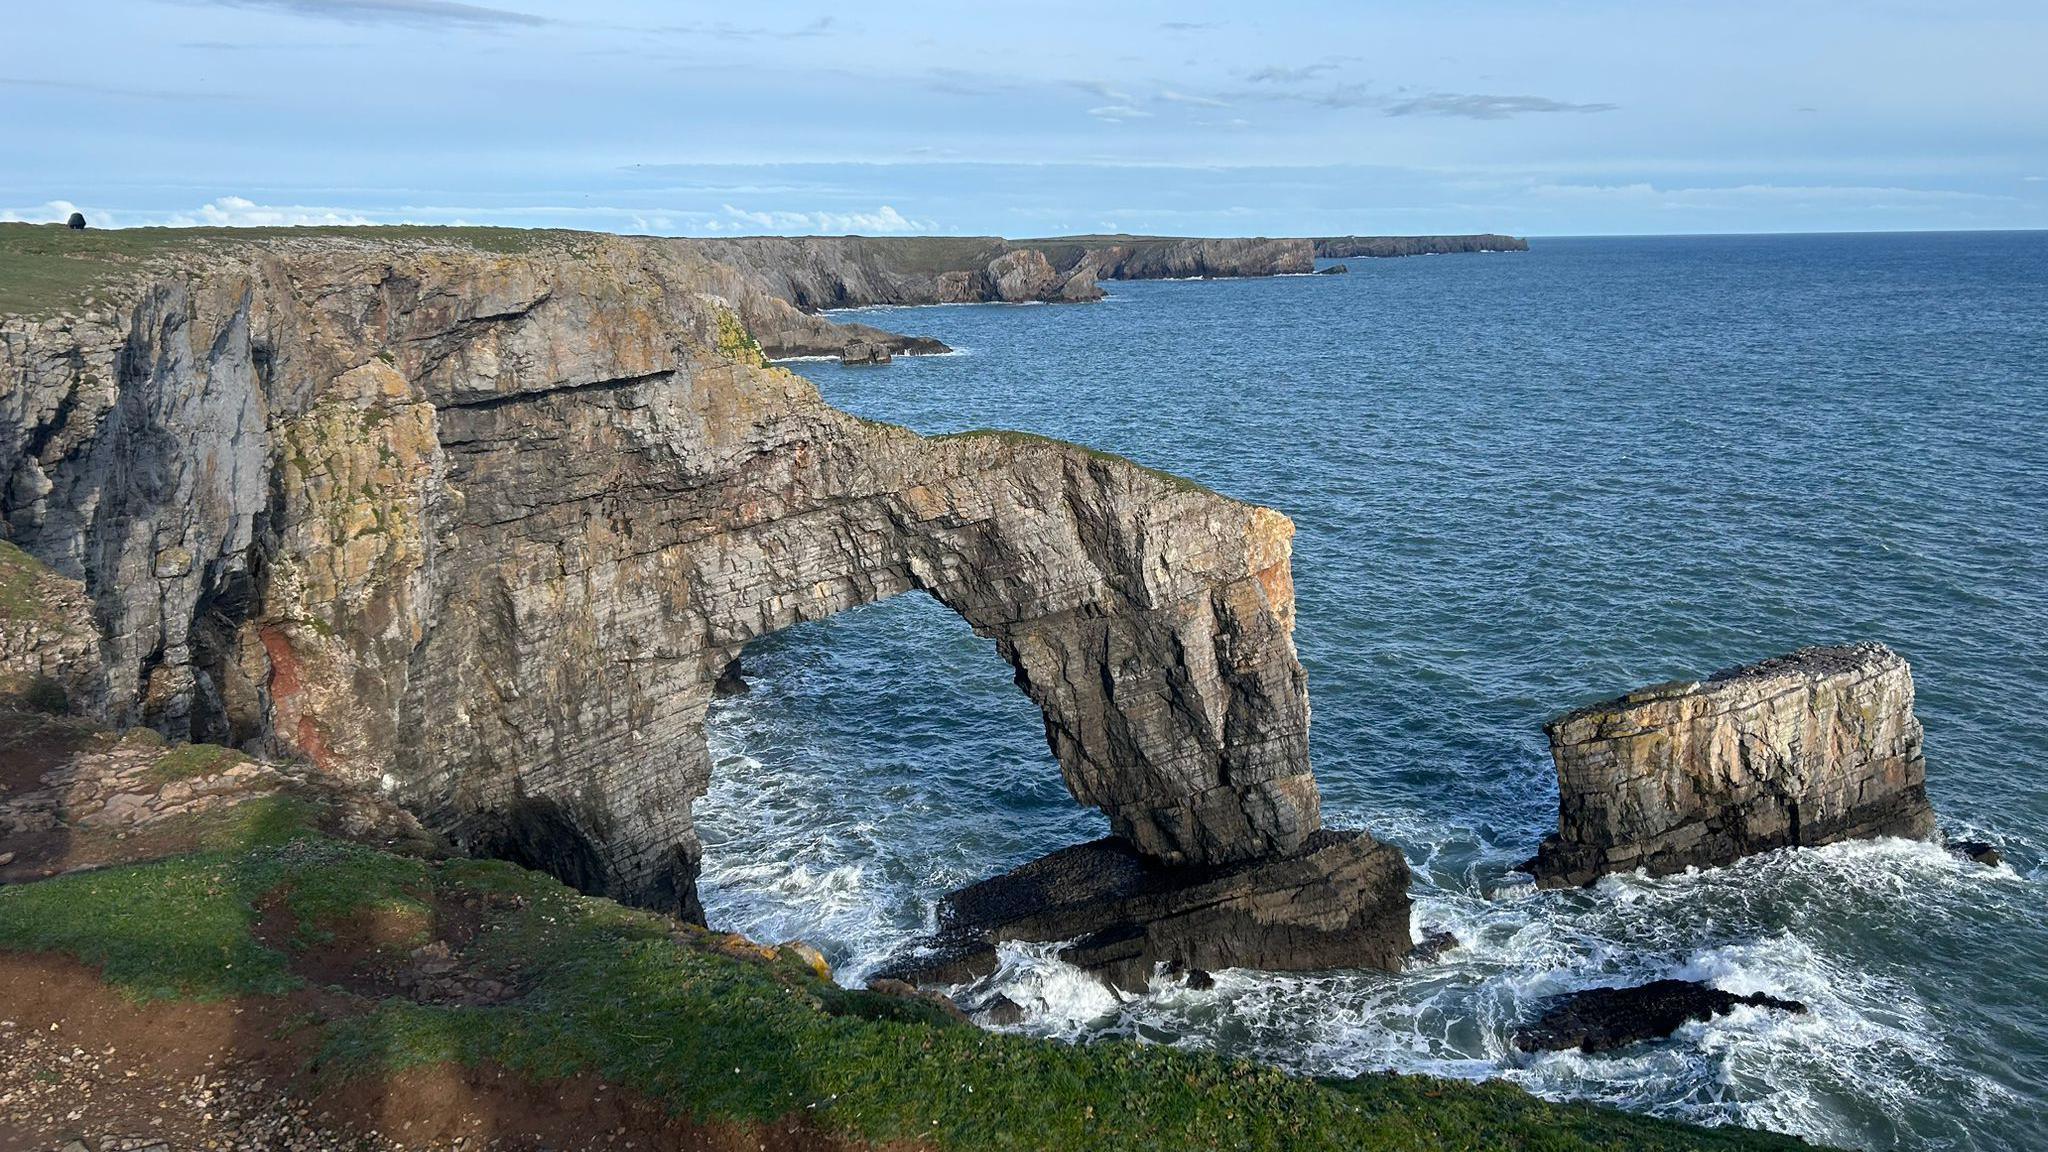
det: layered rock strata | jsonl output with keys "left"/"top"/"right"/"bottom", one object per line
{"left": 1526, "top": 643, "right": 1937, "bottom": 887}
{"left": 0, "top": 233, "right": 1387, "bottom": 953}
{"left": 880, "top": 829, "right": 1413, "bottom": 990}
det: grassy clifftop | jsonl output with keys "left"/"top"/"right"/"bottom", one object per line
{"left": 0, "top": 703, "right": 1816, "bottom": 1152}
{"left": 0, "top": 806, "right": 1812, "bottom": 1151}
{"left": 0, "top": 221, "right": 586, "bottom": 315}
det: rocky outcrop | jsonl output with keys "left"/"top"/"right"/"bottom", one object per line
{"left": 0, "top": 232, "right": 1366, "bottom": 939}
{"left": 1046, "top": 237, "right": 1315, "bottom": 281}
{"left": 1526, "top": 644, "right": 1937, "bottom": 887}
{"left": 1514, "top": 980, "right": 1806, "bottom": 1054}
{"left": 0, "top": 542, "right": 102, "bottom": 714}
{"left": 879, "top": 829, "right": 1413, "bottom": 990}
{"left": 1312, "top": 234, "right": 1527, "bottom": 258}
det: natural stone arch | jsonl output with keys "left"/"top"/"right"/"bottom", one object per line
{"left": 0, "top": 239, "right": 1323, "bottom": 924}
{"left": 408, "top": 363, "right": 1323, "bottom": 917}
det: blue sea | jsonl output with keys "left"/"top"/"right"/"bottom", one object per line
{"left": 698, "top": 233, "right": 2048, "bottom": 1151}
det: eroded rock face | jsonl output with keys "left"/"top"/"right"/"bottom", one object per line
{"left": 1526, "top": 643, "right": 1937, "bottom": 887}
{"left": 0, "top": 234, "right": 1327, "bottom": 921}
{"left": 879, "top": 829, "right": 1414, "bottom": 989}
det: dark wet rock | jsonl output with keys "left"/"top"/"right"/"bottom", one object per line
{"left": 876, "top": 829, "right": 1412, "bottom": 992}
{"left": 1316, "top": 263, "right": 1349, "bottom": 275}
{"left": 711, "top": 658, "right": 749, "bottom": 698}
{"left": 1408, "top": 928, "right": 1459, "bottom": 964}
{"left": 978, "top": 994, "right": 1026, "bottom": 1026}
{"left": 66, "top": 212, "right": 86, "bottom": 230}
{"left": 1526, "top": 644, "right": 1937, "bottom": 888}
{"left": 1515, "top": 979, "right": 1807, "bottom": 1054}
{"left": 1950, "top": 840, "right": 2002, "bottom": 867}
{"left": 838, "top": 340, "right": 891, "bottom": 365}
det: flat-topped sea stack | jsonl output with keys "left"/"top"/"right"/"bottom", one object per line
{"left": 1527, "top": 643, "right": 1937, "bottom": 887}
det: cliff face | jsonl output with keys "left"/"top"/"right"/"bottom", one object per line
{"left": 1043, "top": 237, "right": 1315, "bottom": 281}
{"left": 1313, "top": 234, "right": 1528, "bottom": 258}
{"left": 0, "top": 233, "right": 1329, "bottom": 923}
{"left": 620, "top": 233, "right": 1527, "bottom": 360}
{"left": 1527, "top": 644, "right": 1937, "bottom": 887}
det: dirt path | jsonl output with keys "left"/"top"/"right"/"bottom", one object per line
{"left": 0, "top": 953, "right": 870, "bottom": 1152}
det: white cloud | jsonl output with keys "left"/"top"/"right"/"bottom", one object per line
{"left": 1, "top": 196, "right": 379, "bottom": 228}
{"left": 708, "top": 204, "right": 931, "bottom": 234}
{"left": 0, "top": 199, "right": 87, "bottom": 224}
{"left": 1088, "top": 105, "right": 1152, "bottom": 122}
{"left": 1158, "top": 90, "right": 1229, "bottom": 108}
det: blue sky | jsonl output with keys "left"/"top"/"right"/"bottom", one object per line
{"left": 4, "top": 0, "right": 2045, "bottom": 236}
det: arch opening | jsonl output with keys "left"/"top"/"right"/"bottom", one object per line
{"left": 697, "top": 591, "right": 1105, "bottom": 980}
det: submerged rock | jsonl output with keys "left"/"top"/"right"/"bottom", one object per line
{"left": 1316, "top": 263, "right": 1348, "bottom": 275}
{"left": 877, "top": 829, "right": 1413, "bottom": 992}
{"left": 1514, "top": 979, "right": 1807, "bottom": 1054}
{"left": 1408, "top": 928, "right": 1460, "bottom": 965}
{"left": 1526, "top": 643, "right": 1937, "bottom": 887}
{"left": 1950, "top": 840, "right": 2002, "bottom": 867}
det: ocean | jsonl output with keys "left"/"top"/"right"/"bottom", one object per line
{"left": 696, "top": 232, "right": 2048, "bottom": 1151}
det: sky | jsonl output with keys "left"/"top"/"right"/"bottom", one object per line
{"left": 3, "top": 0, "right": 2046, "bottom": 237}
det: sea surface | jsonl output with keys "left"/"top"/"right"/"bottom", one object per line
{"left": 697, "top": 232, "right": 2048, "bottom": 1151}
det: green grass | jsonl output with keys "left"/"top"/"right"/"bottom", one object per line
{"left": 0, "top": 222, "right": 588, "bottom": 316}
{"left": 143, "top": 741, "right": 248, "bottom": 785}
{"left": 0, "top": 818, "right": 1817, "bottom": 1151}
{"left": 0, "top": 539, "right": 56, "bottom": 621}
{"left": 936, "top": 429, "right": 1219, "bottom": 497}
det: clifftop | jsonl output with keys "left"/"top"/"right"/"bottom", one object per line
{"left": 0, "top": 223, "right": 1527, "bottom": 360}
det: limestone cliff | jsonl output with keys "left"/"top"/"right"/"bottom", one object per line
{"left": 1313, "top": 234, "right": 1528, "bottom": 258}
{"left": 0, "top": 231, "right": 1367, "bottom": 942}
{"left": 680, "top": 232, "right": 1526, "bottom": 359}
{"left": 1526, "top": 644, "right": 1937, "bottom": 887}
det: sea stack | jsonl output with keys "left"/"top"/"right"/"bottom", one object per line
{"left": 1526, "top": 643, "right": 1937, "bottom": 887}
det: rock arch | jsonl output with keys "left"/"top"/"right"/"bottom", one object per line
{"left": 0, "top": 240, "right": 1326, "bottom": 925}
{"left": 411, "top": 368, "right": 1323, "bottom": 917}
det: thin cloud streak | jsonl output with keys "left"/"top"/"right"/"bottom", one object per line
{"left": 1385, "top": 93, "right": 1619, "bottom": 119}
{"left": 183, "top": 0, "right": 549, "bottom": 27}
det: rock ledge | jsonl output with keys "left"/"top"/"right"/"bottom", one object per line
{"left": 879, "top": 829, "right": 1413, "bottom": 991}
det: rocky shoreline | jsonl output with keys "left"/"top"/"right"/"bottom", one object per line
{"left": 674, "top": 231, "right": 1526, "bottom": 360}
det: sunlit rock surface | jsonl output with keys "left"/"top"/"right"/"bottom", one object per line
{"left": 0, "top": 233, "right": 1363, "bottom": 936}
{"left": 1527, "top": 643, "right": 1937, "bottom": 887}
